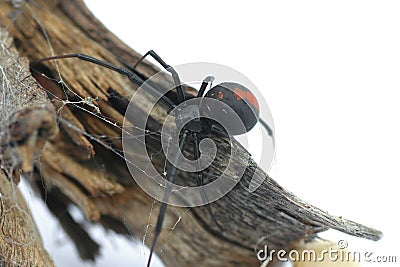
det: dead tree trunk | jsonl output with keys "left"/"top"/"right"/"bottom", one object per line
{"left": 0, "top": 1, "right": 382, "bottom": 266}
{"left": 0, "top": 28, "right": 56, "bottom": 266}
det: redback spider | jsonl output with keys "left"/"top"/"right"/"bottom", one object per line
{"left": 36, "top": 50, "right": 274, "bottom": 267}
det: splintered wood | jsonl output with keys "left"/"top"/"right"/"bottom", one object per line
{"left": 0, "top": 29, "right": 55, "bottom": 267}
{"left": 0, "top": 30, "right": 57, "bottom": 176}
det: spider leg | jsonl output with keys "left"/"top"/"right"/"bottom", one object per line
{"left": 133, "top": 50, "right": 186, "bottom": 103}
{"left": 34, "top": 54, "right": 177, "bottom": 110}
{"left": 192, "top": 132, "right": 224, "bottom": 231}
{"left": 147, "top": 130, "right": 189, "bottom": 267}
{"left": 259, "top": 118, "right": 275, "bottom": 149}
{"left": 197, "top": 76, "right": 215, "bottom": 97}
{"left": 259, "top": 118, "right": 274, "bottom": 139}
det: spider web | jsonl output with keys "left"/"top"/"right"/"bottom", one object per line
{"left": 0, "top": 1, "right": 191, "bottom": 266}
{"left": 0, "top": 6, "right": 44, "bottom": 266}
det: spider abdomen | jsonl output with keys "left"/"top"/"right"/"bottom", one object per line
{"left": 203, "top": 82, "right": 260, "bottom": 135}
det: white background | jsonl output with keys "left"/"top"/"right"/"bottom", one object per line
{"left": 21, "top": 1, "right": 400, "bottom": 266}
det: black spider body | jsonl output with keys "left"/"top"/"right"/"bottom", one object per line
{"left": 203, "top": 82, "right": 260, "bottom": 135}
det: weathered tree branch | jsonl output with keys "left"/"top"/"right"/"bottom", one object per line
{"left": 0, "top": 29, "right": 55, "bottom": 267}
{"left": 0, "top": 1, "right": 382, "bottom": 266}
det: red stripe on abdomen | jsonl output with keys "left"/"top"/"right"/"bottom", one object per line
{"left": 233, "top": 88, "right": 260, "bottom": 111}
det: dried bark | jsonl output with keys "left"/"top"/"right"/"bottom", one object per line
{"left": 0, "top": 1, "right": 382, "bottom": 266}
{"left": 0, "top": 29, "right": 55, "bottom": 267}
{"left": 0, "top": 171, "right": 55, "bottom": 267}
